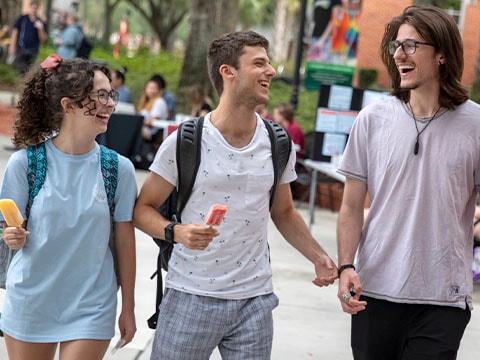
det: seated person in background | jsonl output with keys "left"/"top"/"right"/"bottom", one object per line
{"left": 111, "top": 66, "right": 133, "bottom": 104}
{"left": 137, "top": 77, "right": 168, "bottom": 142}
{"left": 273, "top": 102, "right": 305, "bottom": 158}
{"left": 255, "top": 103, "right": 273, "bottom": 120}
{"left": 134, "top": 77, "right": 169, "bottom": 166}
{"left": 150, "top": 74, "right": 176, "bottom": 120}
{"left": 189, "top": 83, "right": 214, "bottom": 117}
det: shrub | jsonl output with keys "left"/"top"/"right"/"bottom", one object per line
{"left": 358, "top": 68, "right": 378, "bottom": 89}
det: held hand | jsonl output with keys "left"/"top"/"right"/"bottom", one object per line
{"left": 2, "top": 226, "right": 29, "bottom": 250}
{"left": 175, "top": 223, "right": 219, "bottom": 250}
{"left": 312, "top": 254, "right": 338, "bottom": 287}
{"left": 337, "top": 269, "right": 367, "bottom": 314}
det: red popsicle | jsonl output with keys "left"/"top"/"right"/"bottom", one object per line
{"left": 205, "top": 204, "right": 227, "bottom": 226}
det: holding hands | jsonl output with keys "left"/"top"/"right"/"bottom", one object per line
{"left": 312, "top": 254, "right": 338, "bottom": 287}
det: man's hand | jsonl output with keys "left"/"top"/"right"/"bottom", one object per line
{"left": 337, "top": 269, "right": 367, "bottom": 314}
{"left": 312, "top": 253, "right": 338, "bottom": 287}
{"left": 174, "top": 223, "right": 219, "bottom": 251}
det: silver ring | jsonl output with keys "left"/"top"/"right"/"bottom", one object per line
{"left": 342, "top": 293, "right": 352, "bottom": 302}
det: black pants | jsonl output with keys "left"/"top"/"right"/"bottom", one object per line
{"left": 16, "top": 51, "right": 36, "bottom": 75}
{"left": 351, "top": 296, "right": 471, "bottom": 360}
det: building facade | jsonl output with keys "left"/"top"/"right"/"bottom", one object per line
{"left": 355, "top": 0, "right": 480, "bottom": 89}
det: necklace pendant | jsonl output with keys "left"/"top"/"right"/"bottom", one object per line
{"left": 409, "top": 103, "right": 442, "bottom": 157}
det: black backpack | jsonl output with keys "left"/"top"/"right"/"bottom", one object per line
{"left": 77, "top": 35, "right": 93, "bottom": 59}
{"left": 147, "top": 116, "right": 292, "bottom": 329}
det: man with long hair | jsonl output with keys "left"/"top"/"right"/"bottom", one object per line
{"left": 336, "top": 6, "right": 478, "bottom": 359}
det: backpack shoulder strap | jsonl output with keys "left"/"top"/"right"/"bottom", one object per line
{"left": 27, "top": 143, "right": 47, "bottom": 214}
{"left": 176, "top": 116, "right": 204, "bottom": 216}
{"left": 99, "top": 145, "right": 118, "bottom": 214}
{"left": 99, "top": 145, "right": 120, "bottom": 286}
{"left": 262, "top": 118, "right": 292, "bottom": 209}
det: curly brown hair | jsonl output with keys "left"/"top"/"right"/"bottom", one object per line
{"left": 13, "top": 58, "right": 111, "bottom": 147}
{"left": 380, "top": 5, "right": 469, "bottom": 109}
{"left": 207, "top": 31, "right": 269, "bottom": 97}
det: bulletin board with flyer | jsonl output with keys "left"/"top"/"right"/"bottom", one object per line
{"left": 311, "top": 84, "right": 391, "bottom": 162}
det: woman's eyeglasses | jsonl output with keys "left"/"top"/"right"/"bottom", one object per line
{"left": 388, "top": 39, "right": 433, "bottom": 55}
{"left": 90, "top": 89, "right": 119, "bottom": 105}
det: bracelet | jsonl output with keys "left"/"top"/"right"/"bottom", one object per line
{"left": 338, "top": 264, "right": 355, "bottom": 277}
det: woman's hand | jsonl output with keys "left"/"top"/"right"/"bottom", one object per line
{"left": 2, "top": 226, "right": 29, "bottom": 250}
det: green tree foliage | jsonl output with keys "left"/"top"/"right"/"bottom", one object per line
{"left": 238, "top": 0, "right": 275, "bottom": 29}
{"left": 102, "top": 0, "right": 122, "bottom": 44}
{"left": 122, "top": 0, "right": 188, "bottom": 51}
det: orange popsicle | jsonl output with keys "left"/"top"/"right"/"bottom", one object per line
{"left": 205, "top": 205, "right": 227, "bottom": 226}
{"left": 0, "top": 199, "right": 24, "bottom": 227}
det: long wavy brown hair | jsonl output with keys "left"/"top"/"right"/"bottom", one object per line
{"left": 380, "top": 5, "right": 469, "bottom": 109}
{"left": 13, "top": 58, "right": 111, "bottom": 147}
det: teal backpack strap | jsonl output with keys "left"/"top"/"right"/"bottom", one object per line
{"left": 27, "top": 143, "right": 47, "bottom": 215}
{"left": 99, "top": 145, "right": 118, "bottom": 214}
{"left": 262, "top": 119, "right": 292, "bottom": 209}
{"left": 176, "top": 116, "right": 204, "bottom": 216}
{"left": 99, "top": 145, "right": 120, "bottom": 286}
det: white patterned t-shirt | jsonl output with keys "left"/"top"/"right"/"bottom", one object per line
{"left": 149, "top": 113, "right": 297, "bottom": 299}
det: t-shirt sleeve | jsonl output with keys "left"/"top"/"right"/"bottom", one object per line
{"left": 149, "top": 129, "right": 178, "bottom": 187}
{"left": 280, "top": 140, "right": 297, "bottom": 185}
{"left": 150, "top": 97, "right": 168, "bottom": 120}
{"left": 113, "top": 156, "right": 137, "bottom": 222}
{"left": 0, "top": 149, "right": 30, "bottom": 220}
{"left": 13, "top": 15, "right": 24, "bottom": 30}
{"left": 337, "top": 110, "right": 368, "bottom": 183}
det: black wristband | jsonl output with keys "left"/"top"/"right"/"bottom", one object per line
{"left": 338, "top": 264, "right": 355, "bottom": 277}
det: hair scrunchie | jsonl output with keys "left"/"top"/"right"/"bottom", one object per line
{"left": 40, "top": 54, "right": 62, "bottom": 77}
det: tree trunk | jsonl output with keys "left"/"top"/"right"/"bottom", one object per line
{"left": 272, "top": 0, "right": 290, "bottom": 62}
{"left": 177, "top": 0, "right": 239, "bottom": 113}
{"left": 102, "top": 0, "right": 120, "bottom": 45}
{"left": 45, "top": 0, "right": 53, "bottom": 28}
{"left": 2, "top": 0, "right": 22, "bottom": 26}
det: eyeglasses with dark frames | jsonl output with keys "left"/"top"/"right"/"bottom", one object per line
{"left": 388, "top": 39, "right": 433, "bottom": 55}
{"left": 90, "top": 89, "right": 119, "bottom": 105}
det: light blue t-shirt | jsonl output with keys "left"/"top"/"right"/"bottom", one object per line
{"left": 0, "top": 140, "right": 137, "bottom": 342}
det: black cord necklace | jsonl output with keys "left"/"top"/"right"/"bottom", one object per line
{"left": 409, "top": 103, "right": 442, "bottom": 156}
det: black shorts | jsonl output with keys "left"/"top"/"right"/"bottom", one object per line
{"left": 351, "top": 296, "right": 471, "bottom": 360}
